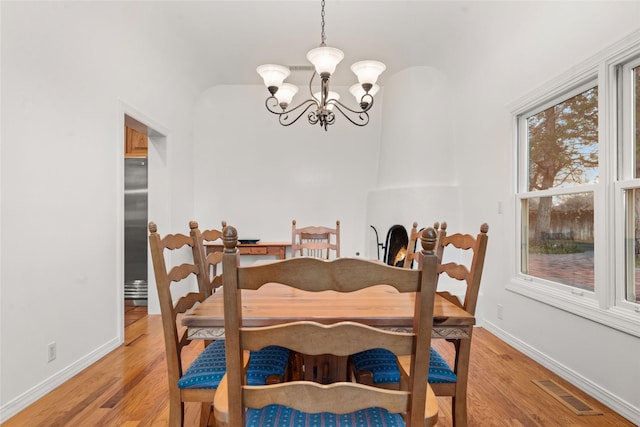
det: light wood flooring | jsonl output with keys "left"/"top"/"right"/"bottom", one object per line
{"left": 2, "top": 315, "right": 634, "bottom": 426}
{"left": 124, "top": 305, "right": 148, "bottom": 327}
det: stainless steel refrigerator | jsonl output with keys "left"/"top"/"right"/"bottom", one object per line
{"left": 124, "top": 157, "right": 148, "bottom": 306}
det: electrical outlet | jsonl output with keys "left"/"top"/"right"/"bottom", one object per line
{"left": 47, "top": 342, "right": 56, "bottom": 362}
{"left": 497, "top": 304, "right": 503, "bottom": 320}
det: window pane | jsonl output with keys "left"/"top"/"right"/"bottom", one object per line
{"left": 635, "top": 66, "right": 640, "bottom": 178}
{"left": 521, "top": 193, "right": 594, "bottom": 292}
{"left": 625, "top": 188, "right": 640, "bottom": 303}
{"left": 527, "top": 87, "right": 599, "bottom": 191}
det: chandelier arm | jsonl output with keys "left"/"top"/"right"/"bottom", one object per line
{"left": 265, "top": 96, "right": 318, "bottom": 116}
{"left": 330, "top": 103, "right": 370, "bottom": 127}
{"left": 308, "top": 111, "right": 319, "bottom": 125}
{"left": 330, "top": 96, "right": 374, "bottom": 114}
{"left": 308, "top": 72, "right": 319, "bottom": 100}
{"left": 276, "top": 100, "right": 320, "bottom": 126}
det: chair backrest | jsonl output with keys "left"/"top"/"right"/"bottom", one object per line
{"left": 220, "top": 224, "right": 439, "bottom": 427}
{"left": 403, "top": 221, "right": 441, "bottom": 269}
{"left": 291, "top": 219, "right": 340, "bottom": 259}
{"left": 191, "top": 220, "right": 226, "bottom": 298}
{"left": 148, "top": 221, "right": 205, "bottom": 391}
{"left": 435, "top": 222, "right": 489, "bottom": 316}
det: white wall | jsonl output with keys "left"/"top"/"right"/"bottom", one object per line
{"left": 193, "top": 84, "right": 382, "bottom": 259}
{"left": 441, "top": 1, "right": 640, "bottom": 422}
{"left": 367, "top": 66, "right": 461, "bottom": 262}
{"left": 0, "top": 2, "right": 210, "bottom": 420}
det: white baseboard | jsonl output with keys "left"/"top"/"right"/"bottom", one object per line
{"left": 482, "top": 321, "right": 640, "bottom": 426}
{"left": 0, "top": 337, "right": 121, "bottom": 423}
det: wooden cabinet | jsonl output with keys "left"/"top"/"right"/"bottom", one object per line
{"left": 125, "top": 126, "right": 148, "bottom": 158}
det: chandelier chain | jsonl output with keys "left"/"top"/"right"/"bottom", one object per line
{"left": 320, "top": 0, "right": 326, "bottom": 46}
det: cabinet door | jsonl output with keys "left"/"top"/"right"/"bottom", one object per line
{"left": 125, "top": 126, "right": 148, "bottom": 158}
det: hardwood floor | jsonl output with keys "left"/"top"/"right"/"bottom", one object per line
{"left": 124, "top": 305, "right": 148, "bottom": 327}
{"left": 2, "top": 316, "right": 633, "bottom": 426}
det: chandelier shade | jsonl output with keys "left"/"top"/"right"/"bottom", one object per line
{"left": 256, "top": 0, "right": 385, "bottom": 130}
{"left": 351, "top": 60, "right": 387, "bottom": 86}
{"left": 256, "top": 64, "right": 290, "bottom": 92}
{"left": 306, "top": 46, "right": 344, "bottom": 75}
{"left": 314, "top": 90, "right": 340, "bottom": 110}
{"left": 276, "top": 83, "right": 299, "bottom": 107}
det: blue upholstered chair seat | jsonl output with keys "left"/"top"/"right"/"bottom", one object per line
{"left": 351, "top": 347, "right": 457, "bottom": 385}
{"left": 246, "top": 404, "right": 405, "bottom": 426}
{"left": 178, "top": 340, "right": 289, "bottom": 389}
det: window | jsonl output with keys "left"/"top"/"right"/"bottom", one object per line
{"left": 617, "top": 58, "right": 640, "bottom": 308}
{"left": 512, "top": 33, "right": 640, "bottom": 335}
{"left": 520, "top": 86, "right": 598, "bottom": 295}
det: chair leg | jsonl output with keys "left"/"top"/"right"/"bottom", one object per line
{"left": 199, "top": 402, "right": 212, "bottom": 427}
{"left": 169, "top": 400, "right": 184, "bottom": 427}
{"left": 452, "top": 338, "right": 472, "bottom": 427}
{"left": 452, "top": 394, "right": 467, "bottom": 427}
{"left": 288, "top": 351, "right": 304, "bottom": 381}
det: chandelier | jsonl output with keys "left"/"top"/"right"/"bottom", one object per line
{"left": 256, "top": 0, "right": 386, "bottom": 131}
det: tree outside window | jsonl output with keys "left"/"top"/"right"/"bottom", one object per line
{"left": 521, "top": 87, "right": 598, "bottom": 292}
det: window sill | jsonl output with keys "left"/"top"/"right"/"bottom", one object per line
{"left": 507, "top": 277, "right": 640, "bottom": 338}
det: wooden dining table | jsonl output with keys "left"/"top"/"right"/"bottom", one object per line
{"left": 182, "top": 282, "right": 475, "bottom": 383}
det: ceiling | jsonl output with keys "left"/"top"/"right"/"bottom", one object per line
{"left": 160, "top": 1, "right": 473, "bottom": 89}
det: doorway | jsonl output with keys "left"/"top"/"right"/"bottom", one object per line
{"left": 119, "top": 105, "right": 170, "bottom": 339}
{"left": 124, "top": 116, "right": 149, "bottom": 321}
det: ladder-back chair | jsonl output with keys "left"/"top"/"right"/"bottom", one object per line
{"left": 191, "top": 220, "right": 226, "bottom": 298}
{"left": 214, "top": 224, "right": 440, "bottom": 427}
{"left": 352, "top": 222, "right": 489, "bottom": 427}
{"left": 148, "top": 221, "right": 289, "bottom": 427}
{"left": 291, "top": 219, "right": 340, "bottom": 259}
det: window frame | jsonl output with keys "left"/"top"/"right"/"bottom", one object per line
{"left": 509, "top": 32, "right": 640, "bottom": 337}
{"left": 614, "top": 55, "right": 640, "bottom": 313}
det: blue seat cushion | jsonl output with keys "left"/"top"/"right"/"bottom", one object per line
{"left": 351, "top": 347, "right": 457, "bottom": 385}
{"left": 178, "top": 340, "right": 289, "bottom": 389}
{"left": 428, "top": 348, "right": 458, "bottom": 383}
{"left": 246, "top": 404, "right": 405, "bottom": 426}
{"left": 246, "top": 345, "right": 291, "bottom": 386}
{"left": 350, "top": 348, "right": 402, "bottom": 385}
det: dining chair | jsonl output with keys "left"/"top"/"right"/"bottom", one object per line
{"left": 214, "top": 224, "right": 440, "bottom": 427}
{"left": 290, "top": 218, "right": 342, "bottom": 381}
{"left": 403, "top": 221, "right": 441, "bottom": 269}
{"left": 148, "top": 222, "right": 290, "bottom": 427}
{"left": 291, "top": 219, "right": 340, "bottom": 259}
{"left": 190, "top": 220, "right": 226, "bottom": 298}
{"left": 351, "top": 222, "right": 489, "bottom": 427}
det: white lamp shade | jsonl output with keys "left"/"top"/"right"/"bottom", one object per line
{"left": 256, "top": 64, "right": 290, "bottom": 88}
{"left": 275, "top": 83, "right": 298, "bottom": 105}
{"left": 306, "top": 46, "right": 344, "bottom": 75}
{"left": 314, "top": 90, "right": 340, "bottom": 110}
{"left": 349, "top": 83, "right": 379, "bottom": 102}
{"left": 350, "top": 60, "right": 386, "bottom": 85}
